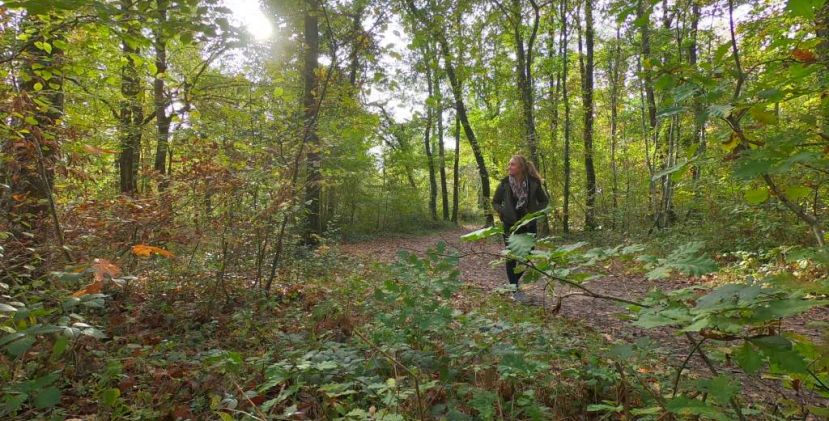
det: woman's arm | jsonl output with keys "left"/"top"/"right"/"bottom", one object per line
{"left": 492, "top": 181, "right": 505, "bottom": 216}
{"left": 536, "top": 180, "right": 549, "bottom": 209}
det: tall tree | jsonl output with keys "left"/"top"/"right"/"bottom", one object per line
{"left": 302, "top": 0, "right": 322, "bottom": 243}
{"left": 495, "top": 0, "right": 541, "bottom": 164}
{"left": 608, "top": 26, "right": 624, "bottom": 221}
{"left": 118, "top": 0, "right": 145, "bottom": 196}
{"left": 637, "top": 0, "right": 658, "bottom": 215}
{"left": 452, "top": 112, "right": 460, "bottom": 224}
{"left": 580, "top": 0, "right": 596, "bottom": 230}
{"left": 560, "top": 0, "right": 571, "bottom": 233}
{"left": 436, "top": 78, "right": 450, "bottom": 220}
{"left": 424, "top": 46, "right": 438, "bottom": 220}
{"left": 153, "top": 0, "right": 172, "bottom": 190}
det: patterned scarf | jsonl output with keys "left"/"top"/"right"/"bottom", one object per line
{"left": 509, "top": 175, "right": 528, "bottom": 211}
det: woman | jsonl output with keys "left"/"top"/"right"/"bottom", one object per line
{"left": 492, "top": 155, "right": 549, "bottom": 300}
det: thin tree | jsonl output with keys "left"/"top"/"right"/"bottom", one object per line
{"left": 452, "top": 112, "right": 460, "bottom": 224}
{"left": 424, "top": 45, "right": 438, "bottom": 220}
{"left": 580, "top": 0, "right": 597, "bottom": 230}
{"left": 561, "top": 0, "right": 571, "bottom": 233}
{"left": 153, "top": 0, "right": 172, "bottom": 191}
{"left": 118, "top": 0, "right": 144, "bottom": 196}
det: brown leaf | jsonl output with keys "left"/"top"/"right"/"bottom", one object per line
{"left": 72, "top": 258, "right": 121, "bottom": 297}
{"left": 792, "top": 48, "right": 817, "bottom": 63}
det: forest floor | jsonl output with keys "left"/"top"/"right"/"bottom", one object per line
{"left": 341, "top": 226, "right": 829, "bottom": 411}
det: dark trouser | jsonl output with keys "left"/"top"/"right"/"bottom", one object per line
{"left": 503, "top": 220, "right": 537, "bottom": 286}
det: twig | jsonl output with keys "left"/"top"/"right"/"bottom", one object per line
{"left": 673, "top": 337, "right": 706, "bottom": 398}
{"left": 684, "top": 333, "right": 746, "bottom": 421}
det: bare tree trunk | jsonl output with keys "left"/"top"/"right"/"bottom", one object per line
{"left": 561, "top": 0, "right": 571, "bottom": 234}
{"left": 118, "top": 0, "right": 144, "bottom": 196}
{"left": 302, "top": 0, "right": 322, "bottom": 244}
{"left": 580, "top": 0, "right": 597, "bottom": 231}
{"left": 153, "top": 0, "right": 172, "bottom": 191}
{"left": 424, "top": 49, "right": 438, "bottom": 220}
{"left": 509, "top": 0, "right": 541, "bottom": 164}
{"left": 689, "top": 1, "right": 704, "bottom": 183}
{"left": 452, "top": 112, "right": 460, "bottom": 224}
{"left": 637, "top": 0, "right": 659, "bottom": 218}
{"left": 608, "top": 26, "right": 623, "bottom": 225}
{"left": 437, "top": 99, "right": 449, "bottom": 220}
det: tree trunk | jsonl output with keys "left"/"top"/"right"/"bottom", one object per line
{"left": 347, "top": 5, "right": 365, "bottom": 87}
{"left": 302, "top": 0, "right": 322, "bottom": 244}
{"left": 817, "top": 2, "right": 829, "bottom": 136}
{"left": 118, "top": 0, "right": 144, "bottom": 196}
{"left": 452, "top": 112, "right": 460, "bottom": 224}
{"left": 581, "top": 0, "right": 597, "bottom": 231}
{"left": 511, "top": 0, "right": 540, "bottom": 164}
{"left": 436, "top": 76, "right": 449, "bottom": 220}
{"left": 637, "top": 0, "right": 658, "bottom": 216}
{"left": 153, "top": 0, "right": 172, "bottom": 191}
{"left": 689, "top": 1, "right": 704, "bottom": 183}
{"left": 608, "top": 26, "right": 623, "bottom": 224}
{"left": 424, "top": 52, "right": 438, "bottom": 220}
{"left": 561, "top": 0, "right": 571, "bottom": 234}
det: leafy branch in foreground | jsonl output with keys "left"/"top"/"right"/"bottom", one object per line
{"left": 463, "top": 210, "right": 829, "bottom": 419}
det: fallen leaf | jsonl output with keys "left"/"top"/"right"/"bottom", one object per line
{"left": 72, "top": 258, "right": 121, "bottom": 297}
{"left": 132, "top": 244, "right": 175, "bottom": 258}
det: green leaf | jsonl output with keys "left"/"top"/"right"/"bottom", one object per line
{"left": 709, "top": 104, "right": 733, "bottom": 118}
{"left": 34, "top": 386, "right": 60, "bottom": 409}
{"left": 101, "top": 387, "right": 120, "bottom": 407}
{"left": 460, "top": 225, "right": 503, "bottom": 242}
{"left": 666, "top": 396, "right": 729, "bottom": 421}
{"left": 696, "top": 375, "right": 740, "bottom": 403}
{"left": 507, "top": 233, "right": 536, "bottom": 258}
{"left": 785, "top": 185, "right": 812, "bottom": 200}
{"left": 656, "top": 106, "right": 686, "bottom": 119}
{"left": 469, "top": 389, "right": 497, "bottom": 420}
{"left": 750, "top": 107, "right": 777, "bottom": 125}
{"left": 750, "top": 335, "right": 809, "bottom": 373}
{"left": 50, "top": 335, "right": 69, "bottom": 361}
{"left": 787, "top": 0, "right": 826, "bottom": 18}
{"left": 5, "top": 335, "right": 35, "bottom": 358}
{"left": 0, "top": 303, "right": 17, "bottom": 312}
{"left": 587, "top": 402, "right": 623, "bottom": 413}
{"left": 734, "top": 342, "right": 763, "bottom": 374}
{"left": 744, "top": 188, "right": 769, "bottom": 205}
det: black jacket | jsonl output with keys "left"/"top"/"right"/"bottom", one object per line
{"left": 492, "top": 176, "right": 549, "bottom": 226}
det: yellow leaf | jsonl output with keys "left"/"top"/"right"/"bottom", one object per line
{"left": 132, "top": 244, "right": 174, "bottom": 258}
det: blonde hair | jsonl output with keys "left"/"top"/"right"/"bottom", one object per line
{"left": 510, "top": 154, "right": 543, "bottom": 181}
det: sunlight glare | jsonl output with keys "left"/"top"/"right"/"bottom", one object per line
{"left": 226, "top": 0, "right": 273, "bottom": 41}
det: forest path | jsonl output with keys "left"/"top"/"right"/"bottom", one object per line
{"left": 341, "top": 226, "right": 828, "bottom": 408}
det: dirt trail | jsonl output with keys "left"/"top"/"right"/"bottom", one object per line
{"left": 341, "top": 227, "right": 829, "bottom": 409}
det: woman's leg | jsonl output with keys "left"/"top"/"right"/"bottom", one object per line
{"left": 512, "top": 221, "right": 538, "bottom": 284}
{"left": 503, "top": 224, "right": 519, "bottom": 286}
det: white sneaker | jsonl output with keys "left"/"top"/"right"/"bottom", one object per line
{"left": 512, "top": 291, "right": 529, "bottom": 303}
